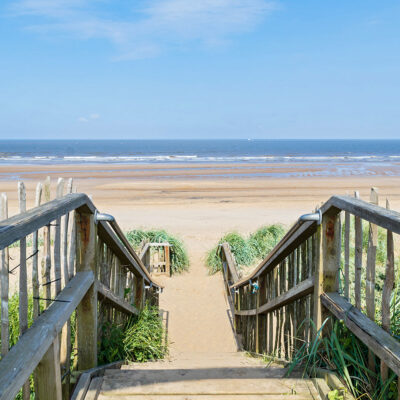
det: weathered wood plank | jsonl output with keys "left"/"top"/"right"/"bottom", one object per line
{"left": 0, "top": 193, "right": 9, "bottom": 357}
{"left": 235, "top": 278, "right": 314, "bottom": 316}
{"left": 18, "top": 182, "right": 28, "bottom": 334}
{"left": 330, "top": 195, "right": 400, "bottom": 235}
{"left": 221, "top": 243, "right": 240, "bottom": 283}
{"left": 54, "top": 178, "right": 64, "bottom": 295}
{"left": 76, "top": 211, "right": 97, "bottom": 371}
{"left": 0, "top": 193, "right": 91, "bottom": 251}
{"left": 97, "top": 281, "right": 138, "bottom": 316}
{"left": 18, "top": 182, "right": 30, "bottom": 400}
{"left": 321, "top": 292, "right": 400, "bottom": 375}
{"left": 98, "top": 220, "right": 161, "bottom": 287}
{"left": 0, "top": 271, "right": 94, "bottom": 400}
{"left": 32, "top": 183, "right": 42, "bottom": 320}
{"left": 354, "top": 191, "right": 362, "bottom": 310}
{"left": 344, "top": 211, "right": 350, "bottom": 300}
{"left": 70, "top": 361, "right": 123, "bottom": 400}
{"left": 381, "top": 199, "right": 395, "bottom": 381}
{"left": 366, "top": 188, "right": 378, "bottom": 373}
{"left": 36, "top": 337, "right": 62, "bottom": 400}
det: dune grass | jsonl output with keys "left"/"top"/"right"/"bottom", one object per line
{"left": 287, "top": 318, "right": 399, "bottom": 399}
{"left": 206, "top": 224, "right": 286, "bottom": 274}
{"left": 125, "top": 229, "right": 189, "bottom": 274}
{"left": 98, "top": 304, "right": 166, "bottom": 365}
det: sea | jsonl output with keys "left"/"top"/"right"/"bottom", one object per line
{"left": 1, "top": 139, "right": 400, "bottom": 178}
{"left": 0, "top": 139, "right": 399, "bottom": 165}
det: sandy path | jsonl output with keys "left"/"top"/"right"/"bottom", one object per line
{"left": 156, "top": 239, "right": 238, "bottom": 356}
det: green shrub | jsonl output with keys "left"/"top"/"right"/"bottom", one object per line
{"left": 206, "top": 225, "right": 286, "bottom": 275}
{"left": 249, "top": 225, "right": 286, "bottom": 259}
{"left": 124, "top": 305, "right": 166, "bottom": 362}
{"left": 98, "top": 321, "right": 126, "bottom": 365}
{"left": 287, "top": 318, "right": 398, "bottom": 399}
{"left": 126, "top": 229, "right": 189, "bottom": 274}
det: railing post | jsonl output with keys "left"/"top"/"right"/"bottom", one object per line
{"left": 36, "top": 337, "right": 62, "bottom": 400}
{"left": 76, "top": 210, "right": 97, "bottom": 370}
{"left": 313, "top": 209, "right": 341, "bottom": 335}
{"left": 135, "top": 276, "right": 144, "bottom": 309}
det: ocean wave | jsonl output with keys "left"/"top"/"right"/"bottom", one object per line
{"left": 0, "top": 154, "right": 398, "bottom": 164}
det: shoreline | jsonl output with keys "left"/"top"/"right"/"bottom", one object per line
{"left": 1, "top": 161, "right": 400, "bottom": 181}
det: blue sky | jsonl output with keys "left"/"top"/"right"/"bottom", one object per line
{"left": 0, "top": 0, "right": 399, "bottom": 139}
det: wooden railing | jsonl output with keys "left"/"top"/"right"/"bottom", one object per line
{"left": 0, "top": 193, "right": 161, "bottom": 400}
{"left": 220, "top": 190, "right": 400, "bottom": 388}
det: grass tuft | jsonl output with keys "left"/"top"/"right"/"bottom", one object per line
{"left": 124, "top": 305, "right": 166, "bottom": 362}
{"left": 206, "top": 224, "right": 286, "bottom": 274}
{"left": 98, "top": 304, "right": 166, "bottom": 365}
{"left": 287, "top": 318, "right": 399, "bottom": 400}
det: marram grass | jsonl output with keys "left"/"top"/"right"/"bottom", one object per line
{"left": 287, "top": 318, "right": 399, "bottom": 400}
{"left": 206, "top": 224, "right": 286, "bottom": 274}
{"left": 125, "top": 229, "right": 189, "bottom": 274}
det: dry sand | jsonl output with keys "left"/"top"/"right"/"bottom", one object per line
{"left": 1, "top": 163, "right": 400, "bottom": 356}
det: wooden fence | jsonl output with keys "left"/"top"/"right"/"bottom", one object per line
{"left": 0, "top": 178, "right": 161, "bottom": 400}
{"left": 220, "top": 189, "right": 400, "bottom": 397}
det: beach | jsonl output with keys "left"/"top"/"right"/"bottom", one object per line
{"left": 2, "top": 162, "right": 400, "bottom": 354}
{"left": 2, "top": 162, "right": 400, "bottom": 237}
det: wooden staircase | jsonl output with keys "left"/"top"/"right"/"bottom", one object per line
{"left": 84, "top": 352, "right": 319, "bottom": 400}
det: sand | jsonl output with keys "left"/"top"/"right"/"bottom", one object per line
{"left": 1, "top": 163, "right": 400, "bottom": 355}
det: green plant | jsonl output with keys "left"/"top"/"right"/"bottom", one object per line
{"left": 98, "top": 321, "right": 126, "bottom": 365}
{"left": 287, "top": 318, "right": 398, "bottom": 400}
{"left": 126, "top": 229, "right": 189, "bottom": 274}
{"left": 206, "top": 225, "right": 286, "bottom": 274}
{"left": 249, "top": 225, "right": 286, "bottom": 259}
{"left": 124, "top": 305, "right": 166, "bottom": 362}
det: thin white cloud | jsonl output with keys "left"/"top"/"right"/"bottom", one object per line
{"left": 8, "top": 0, "right": 277, "bottom": 59}
{"left": 78, "top": 113, "right": 99, "bottom": 122}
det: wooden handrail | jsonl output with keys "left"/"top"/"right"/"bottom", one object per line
{"left": 220, "top": 190, "right": 400, "bottom": 382}
{"left": 231, "top": 194, "right": 400, "bottom": 289}
{"left": 0, "top": 190, "right": 163, "bottom": 399}
{"left": 0, "top": 193, "right": 89, "bottom": 250}
{"left": 321, "top": 292, "right": 400, "bottom": 374}
{"left": 0, "top": 271, "right": 94, "bottom": 400}
{"left": 0, "top": 192, "right": 161, "bottom": 289}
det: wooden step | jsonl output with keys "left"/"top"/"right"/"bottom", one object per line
{"left": 98, "top": 373, "right": 316, "bottom": 396}
{"left": 98, "top": 395, "right": 316, "bottom": 400}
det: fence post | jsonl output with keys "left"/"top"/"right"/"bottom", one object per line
{"left": 36, "top": 337, "right": 62, "bottom": 400}
{"left": 313, "top": 209, "right": 341, "bottom": 335}
{"left": 135, "top": 276, "right": 144, "bottom": 309}
{"left": 76, "top": 210, "right": 97, "bottom": 370}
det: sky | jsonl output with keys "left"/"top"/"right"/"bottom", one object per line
{"left": 0, "top": 0, "right": 399, "bottom": 140}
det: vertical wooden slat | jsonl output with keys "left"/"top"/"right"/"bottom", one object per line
{"left": 135, "top": 276, "right": 144, "bottom": 310}
{"left": 76, "top": 210, "right": 97, "bottom": 370}
{"left": 32, "top": 183, "right": 43, "bottom": 320}
{"left": 344, "top": 211, "right": 350, "bottom": 299}
{"left": 381, "top": 199, "right": 394, "bottom": 382}
{"left": 313, "top": 209, "right": 341, "bottom": 334}
{"left": 54, "top": 178, "right": 64, "bottom": 295}
{"left": 63, "top": 178, "right": 73, "bottom": 284}
{"left": 42, "top": 177, "right": 52, "bottom": 307}
{"left": 68, "top": 185, "right": 77, "bottom": 281}
{"left": 60, "top": 180, "right": 73, "bottom": 399}
{"left": 18, "top": 182, "right": 28, "bottom": 333}
{"left": 0, "top": 193, "right": 9, "bottom": 357}
{"left": 354, "top": 191, "right": 362, "bottom": 310}
{"left": 165, "top": 245, "right": 171, "bottom": 276}
{"left": 366, "top": 188, "right": 378, "bottom": 373}
{"left": 36, "top": 337, "right": 62, "bottom": 400}
{"left": 279, "top": 261, "right": 286, "bottom": 359}
{"left": 18, "top": 182, "right": 30, "bottom": 400}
